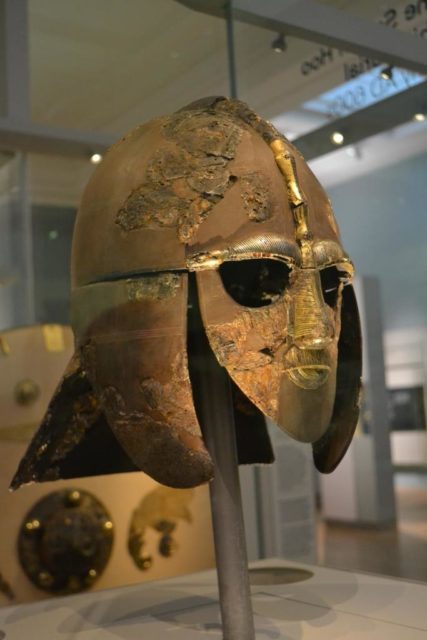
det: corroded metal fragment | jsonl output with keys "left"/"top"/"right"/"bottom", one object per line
{"left": 240, "top": 173, "right": 272, "bottom": 222}
{"left": 115, "top": 184, "right": 184, "bottom": 231}
{"left": 126, "top": 273, "right": 180, "bottom": 301}
{"left": 11, "top": 354, "right": 100, "bottom": 486}
{"left": 10, "top": 352, "right": 138, "bottom": 490}
{"left": 115, "top": 111, "right": 242, "bottom": 243}
{"left": 209, "top": 97, "right": 283, "bottom": 146}
{"left": 163, "top": 111, "right": 241, "bottom": 158}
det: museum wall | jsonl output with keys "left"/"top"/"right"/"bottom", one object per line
{"left": 385, "top": 327, "right": 427, "bottom": 467}
{"left": 327, "top": 149, "right": 427, "bottom": 332}
{"left": 327, "top": 148, "right": 427, "bottom": 464}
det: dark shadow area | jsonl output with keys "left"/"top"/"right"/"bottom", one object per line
{"left": 249, "top": 567, "right": 313, "bottom": 586}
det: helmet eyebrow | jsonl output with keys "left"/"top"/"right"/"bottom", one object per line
{"left": 313, "top": 241, "right": 354, "bottom": 275}
{"left": 187, "top": 233, "right": 300, "bottom": 271}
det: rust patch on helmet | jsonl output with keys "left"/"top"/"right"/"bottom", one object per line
{"left": 204, "top": 302, "right": 288, "bottom": 419}
{"left": 115, "top": 184, "right": 183, "bottom": 231}
{"left": 10, "top": 353, "right": 103, "bottom": 489}
{"left": 240, "top": 172, "right": 273, "bottom": 222}
{"left": 212, "top": 98, "right": 282, "bottom": 146}
{"left": 205, "top": 302, "right": 286, "bottom": 371}
{"left": 40, "top": 378, "right": 101, "bottom": 479}
{"left": 115, "top": 111, "right": 242, "bottom": 243}
{"left": 77, "top": 321, "right": 214, "bottom": 488}
{"left": 163, "top": 112, "right": 241, "bottom": 159}
{"left": 95, "top": 351, "right": 214, "bottom": 488}
{"left": 95, "top": 351, "right": 200, "bottom": 437}
{"left": 126, "top": 274, "right": 180, "bottom": 301}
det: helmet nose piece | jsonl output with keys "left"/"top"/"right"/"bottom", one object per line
{"left": 294, "top": 333, "right": 333, "bottom": 350}
{"left": 288, "top": 269, "right": 334, "bottom": 350}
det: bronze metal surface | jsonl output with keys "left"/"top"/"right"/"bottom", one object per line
{"left": 11, "top": 279, "right": 213, "bottom": 489}
{"left": 71, "top": 97, "right": 347, "bottom": 287}
{"left": 313, "top": 284, "right": 362, "bottom": 472}
{"left": 195, "top": 115, "right": 358, "bottom": 446}
{"left": 72, "top": 273, "right": 213, "bottom": 488}
{"left": 196, "top": 267, "right": 340, "bottom": 443}
{"left": 17, "top": 489, "right": 113, "bottom": 595}
{"left": 12, "top": 96, "right": 361, "bottom": 490}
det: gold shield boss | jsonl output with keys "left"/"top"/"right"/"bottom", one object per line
{"left": 11, "top": 97, "right": 361, "bottom": 490}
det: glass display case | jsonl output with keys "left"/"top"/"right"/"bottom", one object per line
{"left": 0, "top": 1, "right": 426, "bottom": 637}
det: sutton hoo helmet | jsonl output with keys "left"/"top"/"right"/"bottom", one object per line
{"left": 11, "top": 97, "right": 361, "bottom": 491}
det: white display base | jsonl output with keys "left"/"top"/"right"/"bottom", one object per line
{"left": 1, "top": 558, "right": 426, "bottom": 639}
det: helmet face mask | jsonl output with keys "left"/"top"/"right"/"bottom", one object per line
{"left": 11, "top": 97, "right": 361, "bottom": 491}
{"left": 196, "top": 258, "right": 346, "bottom": 444}
{"left": 191, "top": 129, "right": 359, "bottom": 458}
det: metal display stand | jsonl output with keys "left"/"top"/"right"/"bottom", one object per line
{"left": 188, "top": 274, "right": 255, "bottom": 640}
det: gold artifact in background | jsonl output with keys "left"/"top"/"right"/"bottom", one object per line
{"left": 0, "top": 324, "right": 73, "bottom": 444}
{"left": 17, "top": 489, "right": 114, "bottom": 595}
{"left": 42, "top": 325, "right": 66, "bottom": 352}
{"left": 128, "top": 486, "right": 194, "bottom": 570}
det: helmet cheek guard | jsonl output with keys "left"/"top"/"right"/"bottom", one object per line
{"left": 313, "top": 283, "right": 362, "bottom": 473}
{"left": 11, "top": 97, "right": 361, "bottom": 490}
{"left": 73, "top": 274, "right": 214, "bottom": 488}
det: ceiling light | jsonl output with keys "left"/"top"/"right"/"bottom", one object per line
{"left": 271, "top": 33, "right": 286, "bottom": 53}
{"left": 90, "top": 153, "right": 103, "bottom": 165}
{"left": 413, "top": 113, "right": 426, "bottom": 122}
{"left": 380, "top": 65, "right": 393, "bottom": 81}
{"left": 330, "top": 131, "right": 344, "bottom": 145}
{"left": 48, "top": 230, "right": 58, "bottom": 240}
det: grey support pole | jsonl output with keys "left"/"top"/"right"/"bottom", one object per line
{"left": 0, "top": 0, "right": 30, "bottom": 120}
{"left": 198, "top": 358, "right": 255, "bottom": 639}
{"left": 188, "top": 274, "right": 255, "bottom": 640}
{"left": 225, "top": 1, "right": 238, "bottom": 100}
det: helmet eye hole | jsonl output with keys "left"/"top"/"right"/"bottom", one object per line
{"left": 320, "top": 266, "right": 345, "bottom": 308}
{"left": 219, "top": 259, "right": 290, "bottom": 308}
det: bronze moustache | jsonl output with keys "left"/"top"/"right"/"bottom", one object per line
{"left": 11, "top": 97, "right": 362, "bottom": 490}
